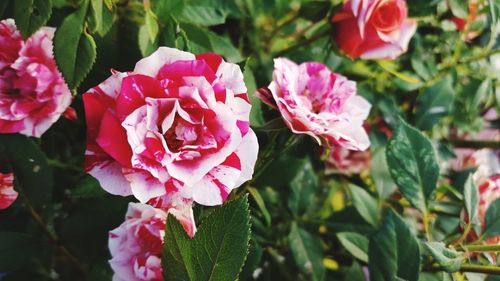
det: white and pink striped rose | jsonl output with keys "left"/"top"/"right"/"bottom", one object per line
{"left": 0, "top": 19, "right": 72, "bottom": 137}
{"left": 259, "top": 58, "right": 371, "bottom": 151}
{"left": 83, "top": 47, "right": 258, "bottom": 206}
{"left": 109, "top": 202, "right": 195, "bottom": 281}
{"left": 0, "top": 172, "right": 17, "bottom": 210}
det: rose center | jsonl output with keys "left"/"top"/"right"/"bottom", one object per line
{"left": 163, "top": 118, "right": 199, "bottom": 152}
{"left": 371, "top": 1, "right": 404, "bottom": 32}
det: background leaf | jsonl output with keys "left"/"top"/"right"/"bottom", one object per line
{"left": 424, "top": 242, "right": 463, "bottom": 273}
{"left": 163, "top": 195, "right": 251, "bottom": 281}
{"left": 415, "top": 76, "right": 455, "bottom": 130}
{"left": 289, "top": 222, "right": 325, "bottom": 281}
{"left": 386, "top": 118, "right": 439, "bottom": 212}
{"left": 484, "top": 198, "right": 500, "bottom": 238}
{"left": 349, "top": 184, "right": 380, "bottom": 227}
{"left": 336, "top": 232, "right": 369, "bottom": 263}
{"left": 14, "top": 0, "right": 52, "bottom": 38}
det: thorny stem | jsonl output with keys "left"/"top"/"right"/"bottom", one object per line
{"left": 14, "top": 178, "right": 85, "bottom": 274}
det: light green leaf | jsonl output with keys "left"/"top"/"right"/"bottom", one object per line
{"left": 386, "top": 118, "right": 439, "bottom": 212}
{"left": 415, "top": 76, "right": 455, "bottom": 130}
{"left": 178, "top": 6, "right": 226, "bottom": 26}
{"left": 162, "top": 195, "right": 251, "bottom": 281}
{"left": 145, "top": 9, "right": 159, "bottom": 42}
{"left": 345, "top": 262, "right": 366, "bottom": 281}
{"left": 289, "top": 223, "right": 325, "bottom": 281}
{"left": 449, "top": 0, "right": 468, "bottom": 18}
{"left": 14, "top": 0, "right": 52, "bottom": 38}
{"left": 248, "top": 187, "right": 271, "bottom": 226}
{"left": 138, "top": 24, "right": 159, "bottom": 56}
{"left": 424, "top": 242, "right": 464, "bottom": 273}
{"left": 463, "top": 174, "right": 481, "bottom": 233}
{"left": 484, "top": 198, "right": 500, "bottom": 238}
{"left": 369, "top": 209, "right": 420, "bottom": 281}
{"left": 350, "top": 184, "right": 379, "bottom": 226}
{"left": 336, "top": 232, "right": 369, "bottom": 262}
{"left": 54, "top": 0, "right": 97, "bottom": 89}
{"left": 89, "top": 0, "right": 115, "bottom": 36}
{"left": 371, "top": 148, "right": 397, "bottom": 199}
{"left": 243, "top": 65, "right": 265, "bottom": 127}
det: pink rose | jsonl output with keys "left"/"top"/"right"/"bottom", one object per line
{"left": 326, "top": 144, "right": 371, "bottom": 174}
{"left": 0, "top": 172, "right": 17, "bottom": 210}
{"left": 260, "top": 58, "right": 371, "bottom": 150}
{"left": 0, "top": 19, "right": 72, "bottom": 137}
{"left": 332, "top": 0, "right": 417, "bottom": 60}
{"left": 83, "top": 47, "right": 259, "bottom": 206}
{"left": 109, "top": 202, "right": 195, "bottom": 281}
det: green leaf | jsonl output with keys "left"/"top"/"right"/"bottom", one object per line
{"left": 0, "top": 134, "right": 53, "bottom": 209}
{"left": 345, "top": 262, "right": 366, "bottom": 281}
{"left": 369, "top": 209, "right": 420, "bottom": 281}
{"left": 424, "top": 242, "right": 464, "bottom": 273}
{"left": 153, "top": 0, "right": 185, "bottom": 23}
{"left": 415, "top": 76, "right": 455, "bottom": 130}
{"left": 449, "top": 0, "right": 468, "bottom": 18}
{"left": 386, "top": 118, "right": 439, "bottom": 212}
{"left": 54, "top": 0, "right": 97, "bottom": 89}
{"left": 288, "top": 158, "right": 318, "bottom": 215}
{"left": 243, "top": 65, "right": 265, "bottom": 127}
{"left": 248, "top": 187, "right": 271, "bottom": 226}
{"left": 14, "top": 0, "right": 52, "bottom": 38}
{"left": 89, "top": 0, "right": 115, "bottom": 36}
{"left": 371, "top": 148, "right": 397, "bottom": 199}
{"left": 178, "top": 5, "right": 226, "bottom": 26}
{"left": 463, "top": 174, "right": 481, "bottom": 233}
{"left": 69, "top": 175, "right": 106, "bottom": 199}
{"left": 138, "top": 24, "right": 159, "bottom": 56}
{"left": 289, "top": 223, "right": 325, "bottom": 281}
{"left": 0, "top": 232, "right": 44, "bottom": 271}
{"left": 336, "top": 232, "right": 369, "bottom": 262}
{"left": 163, "top": 195, "right": 251, "bottom": 281}
{"left": 239, "top": 239, "right": 263, "bottom": 281}
{"left": 145, "top": 9, "right": 159, "bottom": 42}
{"left": 484, "top": 198, "right": 500, "bottom": 238}
{"left": 350, "top": 184, "right": 379, "bottom": 226}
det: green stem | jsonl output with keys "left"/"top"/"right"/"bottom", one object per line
{"left": 448, "top": 140, "right": 500, "bottom": 149}
{"left": 459, "top": 264, "right": 500, "bottom": 275}
{"left": 274, "top": 28, "right": 331, "bottom": 57}
{"left": 423, "top": 211, "right": 432, "bottom": 241}
{"left": 452, "top": 223, "right": 471, "bottom": 246}
{"left": 462, "top": 244, "right": 500, "bottom": 252}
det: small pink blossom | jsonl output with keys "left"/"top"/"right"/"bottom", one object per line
{"left": 84, "top": 47, "right": 258, "bottom": 206}
{"left": 261, "top": 58, "right": 371, "bottom": 150}
{"left": 332, "top": 0, "right": 417, "bottom": 60}
{"left": 326, "top": 144, "right": 371, "bottom": 174}
{"left": 0, "top": 173, "right": 17, "bottom": 210}
{"left": 109, "top": 202, "right": 195, "bottom": 281}
{"left": 0, "top": 19, "right": 72, "bottom": 137}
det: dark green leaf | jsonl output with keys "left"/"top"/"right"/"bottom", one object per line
{"left": 163, "top": 195, "right": 251, "bottom": 281}
{"left": 350, "top": 184, "right": 379, "bottom": 226}
{"left": 153, "top": 0, "right": 184, "bottom": 22}
{"left": 415, "top": 76, "right": 455, "bottom": 130}
{"left": 0, "top": 134, "right": 53, "bottom": 209}
{"left": 239, "top": 239, "right": 263, "bottom": 281}
{"left": 89, "top": 0, "right": 115, "bottom": 36}
{"left": 54, "top": 0, "right": 97, "bottom": 89}
{"left": 288, "top": 158, "right": 318, "bottom": 215}
{"left": 248, "top": 187, "right": 271, "bottom": 226}
{"left": 484, "top": 198, "right": 500, "bottom": 238}
{"left": 424, "top": 242, "right": 463, "bottom": 273}
{"left": 0, "top": 0, "right": 10, "bottom": 18}
{"left": 386, "top": 118, "right": 439, "bottom": 212}
{"left": 178, "top": 6, "right": 226, "bottom": 26}
{"left": 289, "top": 223, "right": 325, "bottom": 281}
{"left": 14, "top": 0, "right": 52, "bottom": 38}
{"left": 0, "top": 232, "right": 44, "bottom": 271}
{"left": 369, "top": 209, "right": 420, "bottom": 281}
{"left": 345, "top": 262, "right": 366, "bottom": 281}
{"left": 336, "top": 232, "right": 369, "bottom": 262}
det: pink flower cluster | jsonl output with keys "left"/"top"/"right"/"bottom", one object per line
{"left": 332, "top": 0, "right": 417, "bottom": 60}
{"left": 0, "top": 19, "right": 71, "bottom": 137}
{"left": 0, "top": 172, "right": 17, "bottom": 209}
